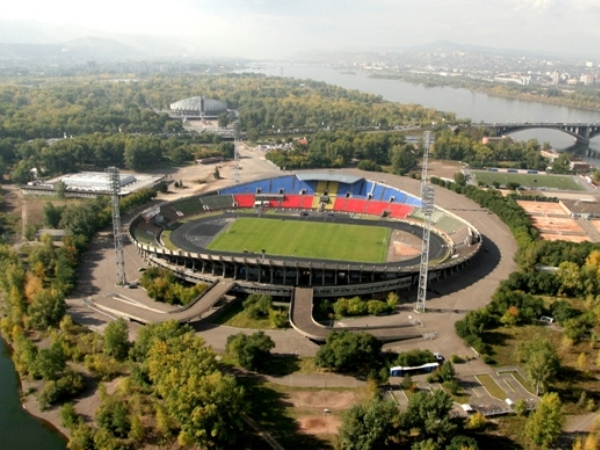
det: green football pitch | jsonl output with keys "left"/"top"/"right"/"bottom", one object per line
{"left": 207, "top": 218, "right": 392, "bottom": 263}
{"left": 472, "top": 170, "right": 583, "bottom": 191}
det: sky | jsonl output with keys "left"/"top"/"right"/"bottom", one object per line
{"left": 2, "top": 0, "right": 600, "bottom": 58}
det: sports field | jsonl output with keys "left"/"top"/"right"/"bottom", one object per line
{"left": 472, "top": 171, "right": 583, "bottom": 191}
{"left": 207, "top": 218, "right": 392, "bottom": 263}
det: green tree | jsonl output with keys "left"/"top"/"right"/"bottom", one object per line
{"left": 525, "top": 392, "right": 564, "bottom": 449}
{"left": 521, "top": 339, "right": 559, "bottom": 395}
{"left": 60, "top": 402, "right": 80, "bottom": 429}
{"left": 103, "top": 317, "right": 129, "bottom": 360}
{"left": 147, "top": 333, "right": 247, "bottom": 449}
{"left": 34, "top": 342, "right": 66, "bottom": 380}
{"left": 28, "top": 289, "right": 66, "bottom": 330}
{"left": 43, "top": 202, "right": 66, "bottom": 229}
{"left": 315, "top": 330, "right": 382, "bottom": 372}
{"left": 337, "top": 399, "right": 398, "bottom": 450}
{"left": 401, "top": 390, "right": 456, "bottom": 444}
{"left": 55, "top": 180, "right": 67, "bottom": 199}
{"left": 226, "top": 331, "right": 275, "bottom": 371}
{"left": 217, "top": 113, "right": 230, "bottom": 128}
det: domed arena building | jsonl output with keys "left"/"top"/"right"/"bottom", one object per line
{"left": 169, "top": 96, "right": 227, "bottom": 118}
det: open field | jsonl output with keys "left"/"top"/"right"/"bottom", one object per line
{"left": 539, "top": 233, "right": 591, "bottom": 242}
{"left": 516, "top": 200, "right": 568, "bottom": 216}
{"left": 530, "top": 216, "right": 583, "bottom": 234}
{"left": 208, "top": 218, "right": 391, "bottom": 263}
{"left": 472, "top": 171, "right": 583, "bottom": 191}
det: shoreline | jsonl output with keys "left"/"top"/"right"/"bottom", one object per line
{"left": 368, "top": 72, "right": 600, "bottom": 114}
{"left": 1, "top": 337, "right": 70, "bottom": 446}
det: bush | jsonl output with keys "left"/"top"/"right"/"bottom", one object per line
{"left": 315, "top": 330, "right": 382, "bottom": 372}
{"left": 39, "top": 370, "right": 85, "bottom": 409}
{"left": 269, "top": 308, "right": 288, "bottom": 328}
{"left": 243, "top": 294, "right": 272, "bottom": 319}
{"left": 394, "top": 349, "right": 435, "bottom": 367}
{"left": 226, "top": 331, "right": 275, "bottom": 371}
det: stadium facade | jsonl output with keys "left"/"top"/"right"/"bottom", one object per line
{"left": 130, "top": 174, "right": 481, "bottom": 298}
{"left": 169, "top": 96, "right": 227, "bottom": 118}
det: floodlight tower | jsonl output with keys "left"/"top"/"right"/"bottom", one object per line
{"left": 233, "top": 139, "right": 240, "bottom": 185}
{"left": 415, "top": 131, "right": 435, "bottom": 313}
{"left": 107, "top": 167, "right": 126, "bottom": 286}
{"left": 233, "top": 121, "right": 241, "bottom": 185}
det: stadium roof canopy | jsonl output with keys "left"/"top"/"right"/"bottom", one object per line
{"left": 296, "top": 173, "right": 363, "bottom": 184}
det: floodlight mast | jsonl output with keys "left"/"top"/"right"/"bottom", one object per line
{"left": 107, "top": 167, "right": 126, "bottom": 286}
{"left": 415, "top": 132, "right": 434, "bottom": 313}
{"left": 233, "top": 121, "right": 241, "bottom": 185}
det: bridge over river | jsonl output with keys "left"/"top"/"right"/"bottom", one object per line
{"left": 465, "top": 123, "right": 600, "bottom": 145}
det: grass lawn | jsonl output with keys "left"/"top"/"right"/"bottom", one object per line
{"left": 476, "top": 373, "right": 507, "bottom": 400}
{"left": 207, "top": 217, "right": 391, "bottom": 263}
{"left": 472, "top": 170, "right": 583, "bottom": 191}
{"left": 212, "top": 301, "right": 288, "bottom": 329}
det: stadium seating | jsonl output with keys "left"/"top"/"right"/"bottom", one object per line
{"left": 170, "top": 197, "right": 203, "bottom": 216}
{"left": 201, "top": 195, "right": 235, "bottom": 210}
{"left": 434, "top": 215, "right": 465, "bottom": 234}
{"left": 405, "top": 196, "right": 422, "bottom": 207}
{"left": 389, "top": 204, "right": 413, "bottom": 219}
{"left": 159, "top": 205, "right": 180, "bottom": 223}
{"left": 234, "top": 194, "right": 255, "bottom": 208}
{"left": 269, "top": 175, "right": 298, "bottom": 194}
{"left": 280, "top": 195, "right": 313, "bottom": 209}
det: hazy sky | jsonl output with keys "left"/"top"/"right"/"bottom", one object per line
{"left": 3, "top": 0, "right": 600, "bottom": 58}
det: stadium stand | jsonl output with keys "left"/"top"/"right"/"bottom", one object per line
{"left": 410, "top": 208, "right": 444, "bottom": 223}
{"left": 314, "top": 180, "right": 328, "bottom": 195}
{"left": 280, "top": 195, "right": 313, "bottom": 209}
{"left": 389, "top": 204, "right": 413, "bottom": 219}
{"left": 324, "top": 181, "right": 339, "bottom": 196}
{"left": 201, "top": 195, "right": 235, "bottom": 210}
{"left": 405, "top": 196, "right": 423, "bottom": 207}
{"left": 171, "top": 197, "right": 204, "bottom": 216}
{"left": 269, "top": 175, "right": 298, "bottom": 194}
{"left": 159, "top": 205, "right": 181, "bottom": 223}
{"left": 449, "top": 226, "right": 471, "bottom": 247}
{"left": 234, "top": 194, "right": 255, "bottom": 208}
{"left": 334, "top": 198, "right": 368, "bottom": 214}
{"left": 434, "top": 215, "right": 465, "bottom": 234}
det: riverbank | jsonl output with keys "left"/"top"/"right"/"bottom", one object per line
{"left": 0, "top": 338, "right": 68, "bottom": 450}
{"left": 370, "top": 72, "right": 600, "bottom": 113}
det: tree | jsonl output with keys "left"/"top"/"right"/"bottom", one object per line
{"left": 401, "top": 390, "right": 456, "bottom": 443}
{"left": 522, "top": 339, "right": 559, "bottom": 395}
{"left": 55, "top": 180, "right": 67, "bottom": 199}
{"left": 43, "top": 202, "right": 66, "bottom": 229}
{"left": 453, "top": 172, "right": 466, "bottom": 186}
{"left": 34, "top": 342, "right": 66, "bottom": 380}
{"left": 226, "top": 331, "right": 275, "bottom": 371}
{"left": 315, "top": 330, "right": 382, "bottom": 372}
{"left": 60, "top": 402, "right": 80, "bottom": 429}
{"left": 446, "top": 435, "right": 479, "bottom": 450}
{"left": 147, "top": 333, "right": 247, "bottom": 449}
{"left": 217, "top": 113, "right": 230, "bottom": 128}
{"left": 525, "top": 392, "right": 564, "bottom": 449}
{"left": 337, "top": 399, "right": 397, "bottom": 450}
{"left": 103, "top": 317, "right": 129, "bottom": 360}
{"left": 28, "top": 289, "right": 66, "bottom": 330}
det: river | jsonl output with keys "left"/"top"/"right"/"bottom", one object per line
{"left": 238, "top": 63, "right": 600, "bottom": 157}
{"left": 0, "top": 339, "right": 67, "bottom": 450}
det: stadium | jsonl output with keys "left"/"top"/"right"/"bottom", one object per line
{"left": 169, "top": 96, "right": 227, "bottom": 118}
{"left": 129, "top": 173, "right": 481, "bottom": 301}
